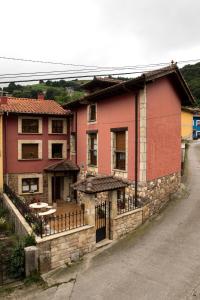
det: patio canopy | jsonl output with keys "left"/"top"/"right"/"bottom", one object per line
{"left": 73, "top": 175, "right": 128, "bottom": 194}
{"left": 45, "top": 160, "right": 79, "bottom": 172}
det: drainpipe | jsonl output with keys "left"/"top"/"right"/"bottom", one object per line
{"left": 135, "top": 93, "right": 139, "bottom": 207}
{"left": 75, "top": 111, "right": 78, "bottom": 165}
{"left": 121, "top": 84, "right": 139, "bottom": 208}
{"left": 5, "top": 112, "right": 9, "bottom": 186}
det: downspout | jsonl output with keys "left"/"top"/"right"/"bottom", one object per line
{"left": 122, "top": 83, "right": 139, "bottom": 208}
{"left": 5, "top": 112, "right": 8, "bottom": 186}
{"left": 135, "top": 93, "right": 139, "bottom": 207}
{"left": 75, "top": 111, "right": 78, "bottom": 165}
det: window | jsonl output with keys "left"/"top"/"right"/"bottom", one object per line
{"left": 52, "top": 120, "right": 63, "bottom": 133}
{"left": 22, "top": 178, "right": 39, "bottom": 193}
{"left": 88, "top": 133, "right": 97, "bottom": 166}
{"left": 52, "top": 143, "right": 63, "bottom": 158}
{"left": 113, "top": 130, "right": 126, "bottom": 171}
{"left": 22, "top": 119, "right": 39, "bottom": 133}
{"left": 22, "top": 144, "right": 39, "bottom": 159}
{"left": 196, "top": 120, "right": 200, "bottom": 126}
{"left": 88, "top": 104, "right": 96, "bottom": 122}
{"left": 48, "top": 118, "right": 66, "bottom": 134}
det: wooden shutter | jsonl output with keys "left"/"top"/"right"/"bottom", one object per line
{"left": 116, "top": 132, "right": 125, "bottom": 151}
{"left": 22, "top": 144, "right": 38, "bottom": 159}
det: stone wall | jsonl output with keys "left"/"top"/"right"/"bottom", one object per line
{"left": 112, "top": 208, "right": 143, "bottom": 240}
{"left": 2, "top": 193, "right": 32, "bottom": 236}
{"left": 37, "top": 225, "right": 95, "bottom": 272}
{"left": 6, "top": 172, "right": 49, "bottom": 204}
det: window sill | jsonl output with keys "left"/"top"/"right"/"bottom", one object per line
{"left": 18, "top": 159, "right": 42, "bottom": 161}
{"left": 49, "top": 158, "right": 64, "bottom": 160}
{"left": 88, "top": 164, "right": 98, "bottom": 168}
{"left": 113, "top": 169, "right": 127, "bottom": 173}
{"left": 20, "top": 192, "right": 42, "bottom": 195}
{"left": 88, "top": 121, "right": 97, "bottom": 124}
{"left": 18, "top": 133, "right": 42, "bottom": 135}
{"left": 48, "top": 133, "right": 66, "bottom": 135}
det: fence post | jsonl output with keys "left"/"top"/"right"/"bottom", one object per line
{"left": 24, "top": 246, "right": 39, "bottom": 277}
{"left": 81, "top": 193, "right": 95, "bottom": 226}
{"left": 108, "top": 190, "right": 118, "bottom": 240}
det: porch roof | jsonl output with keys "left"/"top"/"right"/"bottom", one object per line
{"left": 45, "top": 160, "right": 79, "bottom": 172}
{"left": 73, "top": 175, "right": 128, "bottom": 194}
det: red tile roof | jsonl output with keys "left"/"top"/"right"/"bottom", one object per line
{"left": 73, "top": 175, "right": 128, "bottom": 194}
{"left": 0, "top": 97, "right": 69, "bottom": 115}
{"left": 45, "top": 160, "right": 79, "bottom": 172}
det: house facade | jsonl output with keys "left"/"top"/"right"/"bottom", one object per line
{"left": 181, "top": 107, "right": 193, "bottom": 140}
{"left": 66, "top": 65, "right": 194, "bottom": 208}
{"left": 193, "top": 113, "right": 200, "bottom": 139}
{"left": 0, "top": 95, "right": 78, "bottom": 204}
{"left": 0, "top": 113, "right": 3, "bottom": 193}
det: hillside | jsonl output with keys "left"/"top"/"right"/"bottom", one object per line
{"left": 1, "top": 79, "right": 86, "bottom": 104}
{"left": 1, "top": 64, "right": 200, "bottom": 106}
{"left": 180, "top": 63, "right": 200, "bottom": 105}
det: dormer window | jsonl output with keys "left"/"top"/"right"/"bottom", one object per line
{"left": 88, "top": 104, "right": 96, "bottom": 122}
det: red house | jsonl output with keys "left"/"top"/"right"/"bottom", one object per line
{"left": 0, "top": 95, "right": 79, "bottom": 204}
{"left": 66, "top": 65, "right": 194, "bottom": 207}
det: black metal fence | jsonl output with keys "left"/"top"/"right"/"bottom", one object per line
{"left": 117, "top": 196, "right": 140, "bottom": 215}
{"left": 4, "top": 184, "right": 85, "bottom": 238}
{"left": 4, "top": 184, "right": 43, "bottom": 237}
{"left": 41, "top": 210, "right": 85, "bottom": 237}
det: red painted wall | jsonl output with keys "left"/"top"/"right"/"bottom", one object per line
{"left": 75, "top": 93, "right": 136, "bottom": 180}
{"left": 146, "top": 77, "right": 181, "bottom": 180}
{"left": 4, "top": 115, "right": 68, "bottom": 174}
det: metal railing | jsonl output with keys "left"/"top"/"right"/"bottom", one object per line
{"left": 4, "top": 184, "right": 85, "bottom": 238}
{"left": 41, "top": 210, "right": 85, "bottom": 237}
{"left": 117, "top": 196, "right": 141, "bottom": 215}
{"left": 3, "top": 184, "right": 43, "bottom": 237}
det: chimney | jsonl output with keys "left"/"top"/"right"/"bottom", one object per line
{"left": 0, "top": 96, "right": 8, "bottom": 104}
{"left": 37, "top": 93, "right": 45, "bottom": 101}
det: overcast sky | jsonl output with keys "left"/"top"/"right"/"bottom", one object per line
{"left": 0, "top": 0, "right": 200, "bottom": 84}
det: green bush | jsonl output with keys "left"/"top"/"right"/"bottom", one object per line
{"left": 9, "top": 234, "right": 37, "bottom": 279}
{"left": 23, "top": 233, "right": 36, "bottom": 247}
{"left": 9, "top": 242, "right": 25, "bottom": 278}
{"left": 0, "top": 217, "right": 10, "bottom": 233}
{"left": 0, "top": 206, "right": 9, "bottom": 218}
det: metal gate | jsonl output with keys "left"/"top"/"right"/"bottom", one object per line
{"left": 95, "top": 201, "right": 110, "bottom": 243}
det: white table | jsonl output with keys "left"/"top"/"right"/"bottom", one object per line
{"left": 29, "top": 202, "right": 48, "bottom": 210}
{"left": 38, "top": 209, "right": 56, "bottom": 216}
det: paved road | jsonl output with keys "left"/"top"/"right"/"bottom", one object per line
{"left": 71, "top": 142, "right": 200, "bottom": 299}
{"left": 4, "top": 142, "right": 200, "bottom": 300}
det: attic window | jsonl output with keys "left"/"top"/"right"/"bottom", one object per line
{"left": 88, "top": 104, "right": 96, "bottom": 122}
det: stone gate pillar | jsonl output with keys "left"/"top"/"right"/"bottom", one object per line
{"left": 81, "top": 193, "right": 96, "bottom": 226}
{"left": 108, "top": 190, "right": 118, "bottom": 239}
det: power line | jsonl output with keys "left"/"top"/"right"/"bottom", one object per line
{"left": 0, "top": 65, "right": 164, "bottom": 79}
{"left": 0, "top": 70, "right": 146, "bottom": 84}
{"left": 0, "top": 55, "right": 173, "bottom": 70}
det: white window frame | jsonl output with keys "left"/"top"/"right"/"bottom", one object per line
{"left": 196, "top": 120, "right": 200, "bottom": 126}
{"left": 18, "top": 140, "right": 42, "bottom": 160}
{"left": 48, "top": 140, "right": 67, "bottom": 159}
{"left": 18, "top": 116, "right": 42, "bottom": 134}
{"left": 18, "top": 173, "right": 43, "bottom": 195}
{"left": 48, "top": 118, "right": 67, "bottom": 134}
{"left": 87, "top": 103, "right": 97, "bottom": 124}
{"left": 87, "top": 132, "right": 98, "bottom": 167}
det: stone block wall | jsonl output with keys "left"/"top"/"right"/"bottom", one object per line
{"left": 37, "top": 225, "right": 95, "bottom": 272}
{"left": 2, "top": 193, "right": 32, "bottom": 236}
{"left": 6, "top": 172, "right": 49, "bottom": 204}
{"left": 112, "top": 208, "right": 143, "bottom": 240}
